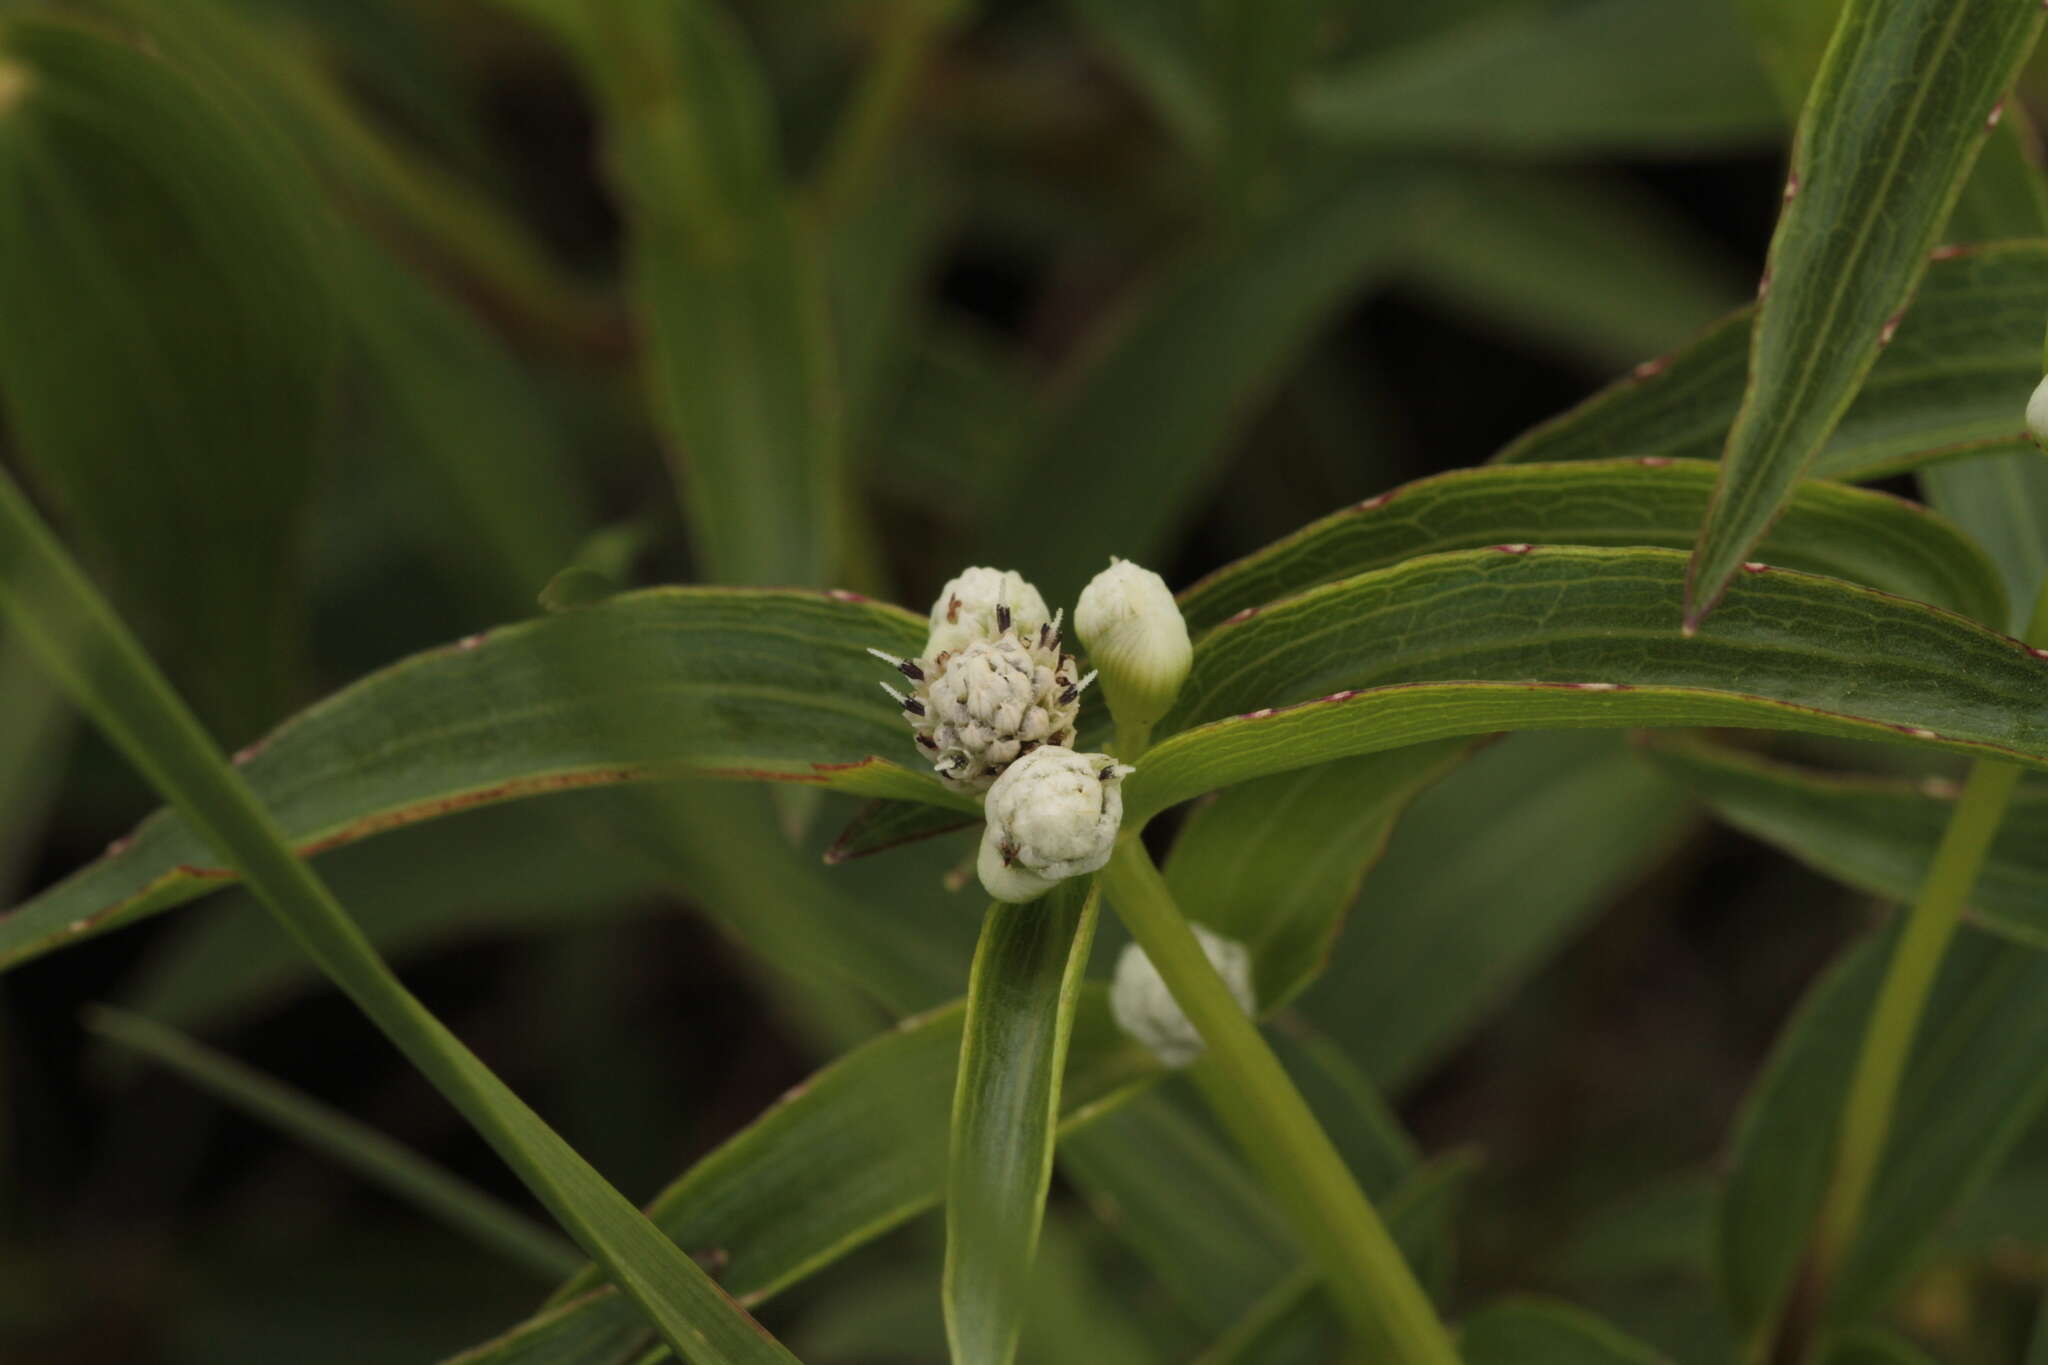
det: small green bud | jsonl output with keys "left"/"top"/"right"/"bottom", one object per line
{"left": 976, "top": 746, "right": 1132, "bottom": 903}
{"left": 1109, "top": 923, "right": 1256, "bottom": 1067}
{"left": 1075, "top": 558, "right": 1191, "bottom": 730}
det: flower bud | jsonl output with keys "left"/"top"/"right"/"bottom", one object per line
{"left": 976, "top": 746, "right": 1132, "bottom": 902}
{"left": 2028, "top": 374, "right": 2048, "bottom": 454}
{"left": 1075, "top": 558, "right": 1191, "bottom": 730}
{"left": 1110, "top": 923, "right": 1256, "bottom": 1068}
{"left": 872, "top": 612, "right": 1093, "bottom": 792}
{"left": 925, "top": 566, "right": 1051, "bottom": 658}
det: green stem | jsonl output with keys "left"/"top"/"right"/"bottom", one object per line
{"left": 1803, "top": 580, "right": 2048, "bottom": 1332}
{"left": 812, "top": 0, "right": 948, "bottom": 219}
{"left": 1100, "top": 838, "right": 1461, "bottom": 1365}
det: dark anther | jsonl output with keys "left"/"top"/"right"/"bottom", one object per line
{"left": 1099, "top": 766, "right": 1116, "bottom": 781}
{"left": 1038, "top": 623, "right": 1051, "bottom": 647}
{"left": 902, "top": 697, "right": 926, "bottom": 716}
{"left": 917, "top": 734, "right": 938, "bottom": 749}
{"left": 1059, "top": 686, "right": 1079, "bottom": 705}
{"left": 897, "top": 659, "right": 924, "bottom": 682}
{"left": 947, "top": 595, "right": 961, "bottom": 624}
{"left": 997, "top": 603, "right": 1012, "bottom": 632}
{"left": 1000, "top": 841, "right": 1018, "bottom": 866}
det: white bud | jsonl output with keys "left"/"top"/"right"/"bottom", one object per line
{"left": 1110, "top": 923, "right": 1256, "bottom": 1067}
{"left": 1075, "top": 558, "right": 1192, "bottom": 730}
{"left": 926, "top": 566, "right": 1051, "bottom": 658}
{"left": 976, "top": 746, "right": 1132, "bottom": 902}
{"left": 2028, "top": 375, "right": 2048, "bottom": 453}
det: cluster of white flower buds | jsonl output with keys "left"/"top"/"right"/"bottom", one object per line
{"left": 1110, "top": 923, "right": 1257, "bottom": 1068}
{"left": 869, "top": 559, "right": 1195, "bottom": 904}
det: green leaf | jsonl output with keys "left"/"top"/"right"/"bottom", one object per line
{"left": 1683, "top": 0, "right": 2047, "bottom": 625}
{"left": 1129, "top": 546, "right": 2048, "bottom": 822}
{"left": 0, "top": 434, "right": 794, "bottom": 1364}
{"left": 1922, "top": 451, "right": 2048, "bottom": 636}
{"left": 453, "top": 993, "right": 1159, "bottom": 1365}
{"left": 0, "top": 18, "right": 333, "bottom": 732}
{"left": 0, "top": 625, "right": 69, "bottom": 902}
{"left": 1398, "top": 171, "right": 1746, "bottom": 370}
{"left": 1639, "top": 737, "right": 2048, "bottom": 948}
{"left": 1716, "top": 924, "right": 2048, "bottom": 1348}
{"left": 946, "top": 882, "right": 1102, "bottom": 1365}
{"left": 85, "top": 1006, "right": 583, "bottom": 1283}
{"left": 572, "top": 2, "right": 841, "bottom": 588}
{"left": 1457, "top": 1298, "right": 1664, "bottom": 1365}
{"left": 0, "top": 588, "right": 971, "bottom": 973}
{"left": 1306, "top": 731, "right": 1689, "bottom": 1092}
{"left": 1061, "top": 0, "right": 1214, "bottom": 158}
{"left": 826, "top": 799, "right": 976, "bottom": 864}
{"left": 1163, "top": 740, "right": 1475, "bottom": 1009}
{"left": 1493, "top": 242, "right": 2048, "bottom": 484}
{"left": 1296, "top": 0, "right": 1781, "bottom": 155}
{"left": 1817, "top": 1327, "right": 1940, "bottom": 1365}
{"left": 1177, "top": 459, "right": 2008, "bottom": 634}
{"left": 985, "top": 168, "right": 1428, "bottom": 602}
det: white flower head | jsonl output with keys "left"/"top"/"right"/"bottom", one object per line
{"left": 1110, "top": 923, "right": 1256, "bottom": 1068}
{"left": 873, "top": 585, "right": 1093, "bottom": 792}
{"left": 1075, "top": 557, "right": 1192, "bottom": 729}
{"left": 2028, "top": 375, "right": 2048, "bottom": 454}
{"left": 925, "top": 566, "right": 1051, "bottom": 658}
{"left": 976, "top": 746, "right": 1132, "bottom": 902}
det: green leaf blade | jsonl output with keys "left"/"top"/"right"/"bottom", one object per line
{"left": 946, "top": 883, "right": 1102, "bottom": 1365}
{"left": 1685, "top": 0, "right": 2047, "bottom": 625}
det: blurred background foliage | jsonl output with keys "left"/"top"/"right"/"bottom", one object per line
{"left": 1, "top": 0, "right": 2046, "bottom": 1361}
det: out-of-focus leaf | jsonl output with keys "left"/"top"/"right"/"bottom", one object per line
{"left": 945, "top": 882, "right": 1101, "bottom": 1365}
{"left": 87, "top": 1006, "right": 582, "bottom": 1282}
{"left": 1457, "top": 1298, "right": 1664, "bottom": 1364}
{"left": 1129, "top": 547, "right": 2048, "bottom": 822}
{"left": 0, "top": 589, "right": 975, "bottom": 974}
{"left": 1494, "top": 243, "right": 2048, "bottom": 484}
{"left": 1177, "top": 460, "right": 2007, "bottom": 633}
{"left": 453, "top": 994, "right": 1159, "bottom": 1365}
{"left": 572, "top": 2, "right": 841, "bottom": 588}
{"left": 1061, "top": 0, "right": 1212, "bottom": 156}
{"left": 0, "top": 627, "right": 68, "bottom": 901}
{"left": 1307, "top": 731, "right": 1688, "bottom": 1092}
{"left": 987, "top": 168, "right": 1431, "bottom": 602}
{"left": 1683, "top": 0, "right": 2047, "bottom": 625}
{"left": 1164, "top": 740, "right": 1474, "bottom": 1008}
{"left": 1401, "top": 171, "right": 1745, "bottom": 370}
{"left": 0, "top": 18, "right": 333, "bottom": 732}
{"left": 343, "top": 240, "right": 593, "bottom": 615}
{"left": 1640, "top": 737, "right": 2048, "bottom": 948}
{"left": 826, "top": 799, "right": 975, "bottom": 864}
{"left": 539, "top": 524, "right": 656, "bottom": 616}
{"left": 0, "top": 430, "right": 795, "bottom": 1365}
{"left": 1921, "top": 453, "right": 2048, "bottom": 636}
{"left": 1297, "top": 0, "right": 1781, "bottom": 155}
{"left": 1816, "top": 1328, "right": 1940, "bottom": 1365}
{"left": 1717, "top": 925, "right": 2048, "bottom": 1350}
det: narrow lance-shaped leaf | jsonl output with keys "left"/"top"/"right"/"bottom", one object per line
{"left": 1456, "top": 1298, "right": 1664, "bottom": 1365}
{"left": 0, "top": 588, "right": 971, "bottom": 974}
{"left": 1493, "top": 242, "right": 2048, "bottom": 485}
{"left": 1176, "top": 459, "right": 2006, "bottom": 632}
{"left": 1640, "top": 737, "right": 2048, "bottom": 949}
{"left": 0, "top": 19, "right": 333, "bottom": 733}
{"left": 1131, "top": 546, "right": 2048, "bottom": 821}
{"left": 0, "top": 463, "right": 798, "bottom": 1363}
{"left": 86, "top": 1005, "right": 584, "bottom": 1283}
{"left": 1684, "top": 0, "right": 2047, "bottom": 627}
{"left": 946, "top": 882, "right": 1102, "bottom": 1365}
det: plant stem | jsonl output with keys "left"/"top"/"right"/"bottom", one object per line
{"left": 812, "top": 0, "right": 949, "bottom": 219}
{"left": 1803, "top": 581, "right": 2048, "bottom": 1328}
{"left": 1100, "top": 838, "right": 1462, "bottom": 1365}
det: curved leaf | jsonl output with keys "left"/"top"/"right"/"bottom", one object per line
{"left": 1717, "top": 925, "right": 2048, "bottom": 1349}
{"left": 0, "top": 588, "right": 968, "bottom": 973}
{"left": 454, "top": 993, "right": 1158, "bottom": 1365}
{"left": 1494, "top": 242, "right": 2048, "bottom": 483}
{"left": 1127, "top": 546, "right": 2048, "bottom": 821}
{"left": 1640, "top": 738, "right": 2048, "bottom": 947}
{"left": 946, "top": 882, "right": 1101, "bottom": 1365}
{"left": 1684, "top": 0, "right": 2048, "bottom": 624}
{"left": 1457, "top": 1298, "right": 1662, "bottom": 1365}
{"left": 1296, "top": 0, "right": 1780, "bottom": 155}
{"left": 0, "top": 18, "right": 333, "bottom": 731}
{"left": 1177, "top": 460, "right": 2006, "bottom": 632}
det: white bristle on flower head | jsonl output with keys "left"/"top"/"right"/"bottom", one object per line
{"left": 1110, "top": 923, "right": 1255, "bottom": 1067}
{"left": 976, "top": 746, "right": 1131, "bottom": 902}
